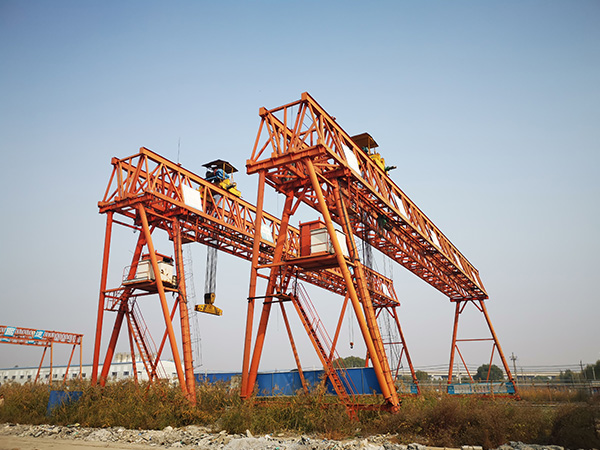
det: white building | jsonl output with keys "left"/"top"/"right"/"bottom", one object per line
{"left": 1, "top": 354, "right": 178, "bottom": 385}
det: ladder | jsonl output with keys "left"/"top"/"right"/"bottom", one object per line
{"left": 127, "top": 300, "right": 167, "bottom": 380}
{"left": 289, "top": 281, "right": 358, "bottom": 415}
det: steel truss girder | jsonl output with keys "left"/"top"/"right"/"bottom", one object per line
{"left": 247, "top": 92, "right": 486, "bottom": 299}
{"left": 98, "top": 148, "right": 398, "bottom": 305}
{"left": 0, "top": 326, "right": 82, "bottom": 346}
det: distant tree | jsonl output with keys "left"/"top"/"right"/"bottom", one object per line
{"left": 474, "top": 364, "right": 504, "bottom": 381}
{"left": 415, "top": 370, "right": 429, "bottom": 381}
{"left": 335, "top": 356, "right": 366, "bottom": 368}
{"left": 582, "top": 360, "right": 600, "bottom": 381}
{"left": 559, "top": 369, "right": 581, "bottom": 383}
{"left": 532, "top": 375, "right": 550, "bottom": 382}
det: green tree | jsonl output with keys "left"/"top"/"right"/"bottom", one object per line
{"left": 473, "top": 364, "right": 504, "bottom": 381}
{"left": 582, "top": 360, "right": 600, "bottom": 380}
{"left": 334, "top": 356, "right": 366, "bottom": 368}
{"left": 415, "top": 370, "right": 429, "bottom": 381}
{"left": 532, "top": 375, "right": 550, "bottom": 382}
{"left": 559, "top": 369, "right": 581, "bottom": 383}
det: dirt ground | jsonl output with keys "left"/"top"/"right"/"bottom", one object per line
{"left": 0, "top": 435, "right": 159, "bottom": 450}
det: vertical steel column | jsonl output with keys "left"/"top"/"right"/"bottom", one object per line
{"left": 79, "top": 337, "right": 83, "bottom": 382}
{"left": 126, "top": 320, "right": 139, "bottom": 383}
{"left": 98, "top": 228, "right": 146, "bottom": 386}
{"left": 479, "top": 300, "right": 519, "bottom": 397}
{"left": 100, "top": 300, "right": 128, "bottom": 385}
{"left": 173, "top": 220, "right": 197, "bottom": 403}
{"left": 92, "top": 211, "right": 113, "bottom": 385}
{"left": 279, "top": 301, "right": 308, "bottom": 393}
{"left": 305, "top": 160, "right": 395, "bottom": 405}
{"left": 137, "top": 204, "right": 188, "bottom": 396}
{"left": 246, "top": 194, "right": 295, "bottom": 396}
{"left": 35, "top": 347, "right": 47, "bottom": 383}
{"left": 49, "top": 342, "right": 53, "bottom": 385}
{"left": 447, "top": 300, "right": 462, "bottom": 385}
{"left": 332, "top": 180, "right": 398, "bottom": 406}
{"left": 241, "top": 170, "right": 266, "bottom": 398}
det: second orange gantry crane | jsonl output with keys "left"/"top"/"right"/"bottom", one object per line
{"left": 241, "top": 93, "right": 518, "bottom": 411}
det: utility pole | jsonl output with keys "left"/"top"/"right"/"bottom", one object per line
{"left": 510, "top": 353, "right": 518, "bottom": 383}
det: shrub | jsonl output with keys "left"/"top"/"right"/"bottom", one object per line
{"left": 551, "top": 403, "right": 600, "bottom": 449}
{"left": 0, "top": 382, "right": 49, "bottom": 424}
{"left": 0, "top": 381, "right": 598, "bottom": 448}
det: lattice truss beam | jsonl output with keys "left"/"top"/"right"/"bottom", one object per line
{"left": 98, "top": 148, "right": 399, "bottom": 307}
{"left": 247, "top": 92, "right": 487, "bottom": 301}
{"left": 0, "top": 326, "right": 82, "bottom": 346}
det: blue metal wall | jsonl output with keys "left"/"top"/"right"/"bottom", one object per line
{"left": 195, "top": 367, "right": 383, "bottom": 396}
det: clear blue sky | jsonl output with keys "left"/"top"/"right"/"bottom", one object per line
{"left": 1, "top": 1, "right": 598, "bottom": 375}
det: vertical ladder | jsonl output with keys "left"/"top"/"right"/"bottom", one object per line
{"left": 183, "top": 244, "right": 202, "bottom": 368}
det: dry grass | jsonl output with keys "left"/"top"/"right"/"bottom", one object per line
{"left": 0, "top": 381, "right": 598, "bottom": 449}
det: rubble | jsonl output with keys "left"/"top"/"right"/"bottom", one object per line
{"left": 0, "top": 423, "right": 566, "bottom": 450}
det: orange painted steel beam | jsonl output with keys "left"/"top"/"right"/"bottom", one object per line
{"left": 243, "top": 193, "right": 296, "bottom": 399}
{"left": 242, "top": 157, "right": 404, "bottom": 411}
{"left": 137, "top": 204, "right": 189, "bottom": 398}
{"left": 0, "top": 325, "right": 82, "bottom": 346}
{"left": 241, "top": 170, "right": 266, "bottom": 398}
{"left": 447, "top": 299, "right": 519, "bottom": 397}
{"left": 173, "top": 220, "right": 197, "bottom": 400}
{"left": 375, "top": 305, "right": 420, "bottom": 393}
{"left": 305, "top": 160, "right": 398, "bottom": 409}
{"left": 278, "top": 301, "right": 308, "bottom": 394}
{"left": 92, "top": 211, "right": 113, "bottom": 385}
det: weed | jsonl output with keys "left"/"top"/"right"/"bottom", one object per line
{"left": 0, "top": 381, "right": 598, "bottom": 448}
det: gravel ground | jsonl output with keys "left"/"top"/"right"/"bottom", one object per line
{"left": 0, "top": 423, "right": 568, "bottom": 450}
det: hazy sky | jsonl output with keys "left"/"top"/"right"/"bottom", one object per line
{"left": 1, "top": 1, "right": 598, "bottom": 376}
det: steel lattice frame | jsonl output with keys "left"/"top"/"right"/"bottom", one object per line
{"left": 93, "top": 147, "right": 414, "bottom": 404}
{"left": 245, "top": 92, "right": 518, "bottom": 399}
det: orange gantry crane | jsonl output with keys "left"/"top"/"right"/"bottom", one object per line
{"left": 92, "top": 146, "right": 415, "bottom": 406}
{"left": 0, "top": 325, "right": 82, "bottom": 384}
{"left": 92, "top": 92, "right": 517, "bottom": 413}
{"left": 241, "top": 93, "right": 518, "bottom": 411}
